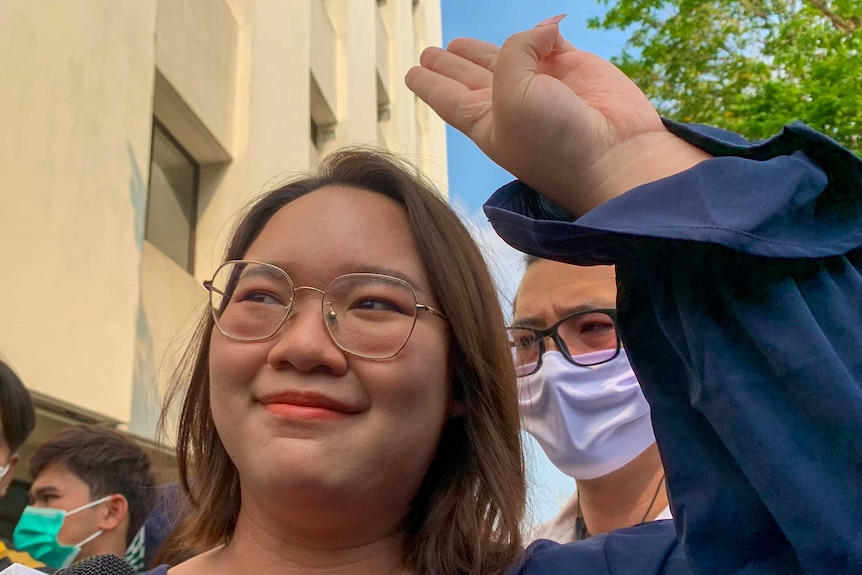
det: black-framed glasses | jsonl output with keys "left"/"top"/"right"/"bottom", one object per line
{"left": 203, "top": 260, "right": 446, "bottom": 360}
{"left": 506, "top": 309, "right": 620, "bottom": 376}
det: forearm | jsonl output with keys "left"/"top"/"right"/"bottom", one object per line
{"left": 487, "top": 121, "right": 862, "bottom": 263}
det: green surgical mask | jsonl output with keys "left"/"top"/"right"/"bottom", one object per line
{"left": 13, "top": 495, "right": 111, "bottom": 569}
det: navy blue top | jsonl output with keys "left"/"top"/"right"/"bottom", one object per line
{"left": 142, "top": 483, "right": 187, "bottom": 570}
{"left": 509, "top": 521, "right": 691, "bottom": 574}
{"left": 484, "top": 120, "right": 862, "bottom": 575}
{"left": 141, "top": 521, "right": 689, "bottom": 574}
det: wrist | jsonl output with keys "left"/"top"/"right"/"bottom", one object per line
{"left": 563, "top": 131, "right": 714, "bottom": 217}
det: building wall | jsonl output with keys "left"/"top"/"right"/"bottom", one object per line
{"left": 0, "top": 0, "right": 447, "bottom": 479}
{"left": 0, "top": 0, "right": 158, "bottom": 423}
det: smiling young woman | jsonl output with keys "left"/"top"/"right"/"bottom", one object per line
{"left": 152, "top": 149, "right": 526, "bottom": 575}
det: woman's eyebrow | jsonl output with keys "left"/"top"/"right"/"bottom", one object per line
{"left": 240, "top": 265, "right": 285, "bottom": 279}
{"left": 337, "top": 264, "right": 427, "bottom": 291}
{"left": 249, "top": 260, "right": 429, "bottom": 292}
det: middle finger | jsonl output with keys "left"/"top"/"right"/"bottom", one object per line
{"left": 447, "top": 37, "right": 501, "bottom": 72}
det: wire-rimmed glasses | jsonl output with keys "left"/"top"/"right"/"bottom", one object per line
{"left": 506, "top": 309, "right": 620, "bottom": 376}
{"left": 203, "top": 260, "right": 446, "bottom": 360}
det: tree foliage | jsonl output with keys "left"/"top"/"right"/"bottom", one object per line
{"left": 589, "top": 0, "right": 862, "bottom": 154}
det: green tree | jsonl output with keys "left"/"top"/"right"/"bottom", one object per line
{"left": 589, "top": 0, "right": 862, "bottom": 154}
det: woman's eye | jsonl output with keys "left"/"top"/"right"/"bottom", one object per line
{"left": 352, "top": 298, "right": 403, "bottom": 313}
{"left": 240, "top": 291, "right": 282, "bottom": 305}
{"left": 516, "top": 336, "right": 537, "bottom": 349}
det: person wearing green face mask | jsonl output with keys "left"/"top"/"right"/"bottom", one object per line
{"left": 14, "top": 495, "right": 113, "bottom": 569}
{"left": 13, "top": 425, "right": 156, "bottom": 571}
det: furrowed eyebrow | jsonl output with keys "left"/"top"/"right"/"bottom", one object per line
{"left": 512, "top": 303, "right": 614, "bottom": 328}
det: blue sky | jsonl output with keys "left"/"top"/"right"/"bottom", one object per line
{"left": 439, "top": 1, "right": 630, "bottom": 529}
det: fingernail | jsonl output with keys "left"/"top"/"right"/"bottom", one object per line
{"left": 536, "top": 14, "right": 567, "bottom": 27}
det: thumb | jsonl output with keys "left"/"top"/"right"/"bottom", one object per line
{"left": 495, "top": 18, "right": 566, "bottom": 92}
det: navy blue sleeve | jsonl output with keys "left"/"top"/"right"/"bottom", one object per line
{"left": 509, "top": 521, "right": 691, "bottom": 575}
{"left": 485, "top": 121, "right": 862, "bottom": 575}
{"left": 138, "top": 566, "right": 168, "bottom": 575}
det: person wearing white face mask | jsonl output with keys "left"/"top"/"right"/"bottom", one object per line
{"left": 0, "top": 359, "right": 52, "bottom": 572}
{"left": 508, "top": 256, "right": 670, "bottom": 542}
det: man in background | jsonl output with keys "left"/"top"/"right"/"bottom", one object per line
{"left": 14, "top": 425, "right": 156, "bottom": 570}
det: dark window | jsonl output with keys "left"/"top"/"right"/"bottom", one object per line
{"left": 145, "top": 122, "right": 199, "bottom": 272}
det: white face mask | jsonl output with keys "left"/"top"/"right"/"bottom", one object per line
{"left": 518, "top": 350, "right": 656, "bottom": 480}
{"left": 0, "top": 461, "right": 9, "bottom": 481}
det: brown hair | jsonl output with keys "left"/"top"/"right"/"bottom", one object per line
{"left": 0, "top": 359, "right": 36, "bottom": 453}
{"left": 30, "top": 425, "right": 156, "bottom": 546}
{"left": 158, "top": 149, "right": 526, "bottom": 574}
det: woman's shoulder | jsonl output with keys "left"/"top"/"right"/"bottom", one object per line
{"left": 509, "top": 521, "right": 692, "bottom": 575}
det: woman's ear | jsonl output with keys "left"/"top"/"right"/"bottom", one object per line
{"left": 0, "top": 453, "right": 19, "bottom": 498}
{"left": 99, "top": 494, "right": 129, "bottom": 532}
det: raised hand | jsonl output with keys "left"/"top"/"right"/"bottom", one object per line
{"left": 405, "top": 19, "right": 711, "bottom": 216}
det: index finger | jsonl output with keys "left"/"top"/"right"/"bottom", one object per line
{"left": 405, "top": 64, "right": 477, "bottom": 132}
{"left": 420, "top": 45, "right": 493, "bottom": 91}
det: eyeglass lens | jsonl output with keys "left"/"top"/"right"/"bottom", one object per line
{"left": 507, "top": 311, "right": 619, "bottom": 376}
{"left": 208, "top": 261, "right": 421, "bottom": 359}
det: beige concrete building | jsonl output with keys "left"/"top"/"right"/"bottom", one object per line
{"left": 0, "top": 0, "right": 447, "bottom": 497}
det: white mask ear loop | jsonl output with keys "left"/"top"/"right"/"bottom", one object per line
{"left": 66, "top": 495, "right": 113, "bottom": 549}
{"left": 66, "top": 495, "right": 113, "bottom": 516}
{"left": 73, "top": 528, "right": 104, "bottom": 548}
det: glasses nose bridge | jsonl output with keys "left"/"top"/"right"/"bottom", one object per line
{"left": 275, "top": 285, "right": 339, "bottom": 346}
{"left": 293, "top": 285, "right": 325, "bottom": 296}
{"left": 285, "top": 285, "right": 327, "bottom": 318}
{"left": 536, "top": 327, "right": 562, "bottom": 355}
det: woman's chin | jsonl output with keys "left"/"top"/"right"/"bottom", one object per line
{"left": 243, "top": 460, "right": 354, "bottom": 500}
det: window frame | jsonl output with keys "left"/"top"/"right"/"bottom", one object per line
{"left": 145, "top": 118, "right": 201, "bottom": 273}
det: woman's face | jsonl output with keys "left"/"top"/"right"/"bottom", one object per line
{"left": 208, "top": 186, "right": 451, "bottom": 531}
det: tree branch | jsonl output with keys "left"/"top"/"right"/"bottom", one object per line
{"left": 803, "top": 0, "right": 860, "bottom": 33}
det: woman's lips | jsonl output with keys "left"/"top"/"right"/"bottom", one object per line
{"left": 258, "top": 390, "right": 361, "bottom": 420}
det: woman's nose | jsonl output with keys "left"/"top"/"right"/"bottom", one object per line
{"left": 266, "top": 297, "right": 348, "bottom": 375}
